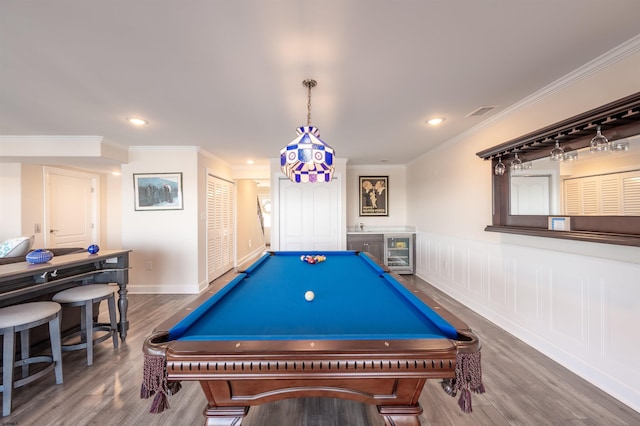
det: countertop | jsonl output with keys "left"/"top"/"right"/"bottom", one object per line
{"left": 346, "top": 225, "right": 416, "bottom": 235}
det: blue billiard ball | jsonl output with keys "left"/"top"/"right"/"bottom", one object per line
{"left": 88, "top": 244, "right": 100, "bottom": 254}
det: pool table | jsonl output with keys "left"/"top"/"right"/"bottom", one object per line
{"left": 142, "top": 251, "right": 482, "bottom": 426}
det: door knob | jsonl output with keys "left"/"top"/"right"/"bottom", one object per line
{"left": 50, "top": 229, "right": 59, "bottom": 233}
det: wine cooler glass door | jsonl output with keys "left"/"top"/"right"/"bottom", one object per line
{"left": 384, "top": 234, "right": 414, "bottom": 274}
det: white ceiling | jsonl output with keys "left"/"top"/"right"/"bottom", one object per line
{"left": 2, "top": 1, "right": 640, "bottom": 171}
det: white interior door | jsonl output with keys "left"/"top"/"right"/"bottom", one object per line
{"left": 510, "top": 175, "right": 550, "bottom": 215}
{"left": 45, "top": 167, "right": 98, "bottom": 248}
{"left": 279, "top": 178, "right": 340, "bottom": 251}
{"left": 207, "top": 173, "right": 235, "bottom": 282}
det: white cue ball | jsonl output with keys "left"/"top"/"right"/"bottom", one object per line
{"left": 304, "top": 290, "right": 315, "bottom": 302}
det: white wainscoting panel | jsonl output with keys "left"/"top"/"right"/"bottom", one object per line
{"left": 415, "top": 231, "right": 640, "bottom": 413}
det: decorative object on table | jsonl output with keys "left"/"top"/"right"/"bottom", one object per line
{"left": 280, "top": 79, "right": 335, "bottom": 183}
{"left": 0, "top": 235, "right": 34, "bottom": 258}
{"left": 133, "top": 172, "right": 183, "bottom": 211}
{"left": 88, "top": 244, "right": 100, "bottom": 254}
{"left": 359, "top": 176, "right": 388, "bottom": 216}
{"left": 300, "top": 255, "right": 326, "bottom": 264}
{"left": 25, "top": 249, "right": 54, "bottom": 264}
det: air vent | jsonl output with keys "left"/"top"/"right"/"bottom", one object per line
{"left": 466, "top": 105, "right": 497, "bottom": 117}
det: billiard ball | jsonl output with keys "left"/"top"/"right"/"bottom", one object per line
{"left": 88, "top": 244, "right": 100, "bottom": 254}
{"left": 304, "top": 290, "right": 315, "bottom": 301}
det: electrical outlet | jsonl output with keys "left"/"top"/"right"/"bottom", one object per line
{"left": 34, "top": 223, "right": 41, "bottom": 233}
{"left": 146, "top": 261, "right": 153, "bottom": 270}
{"left": 248, "top": 239, "right": 252, "bottom": 248}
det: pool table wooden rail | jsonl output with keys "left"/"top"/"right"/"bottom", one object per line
{"left": 145, "top": 330, "right": 470, "bottom": 379}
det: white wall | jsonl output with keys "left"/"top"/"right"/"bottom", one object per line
{"left": 0, "top": 163, "right": 23, "bottom": 241}
{"left": 103, "top": 173, "right": 122, "bottom": 250}
{"left": 346, "top": 165, "right": 407, "bottom": 228}
{"left": 121, "top": 147, "right": 234, "bottom": 294}
{"left": 407, "top": 40, "right": 640, "bottom": 412}
{"left": 1, "top": 163, "right": 93, "bottom": 249}
{"left": 235, "top": 179, "right": 267, "bottom": 265}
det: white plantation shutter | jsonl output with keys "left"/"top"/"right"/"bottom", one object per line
{"left": 563, "top": 170, "right": 640, "bottom": 216}
{"left": 563, "top": 180, "right": 581, "bottom": 215}
{"left": 582, "top": 179, "right": 599, "bottom": 215}
{"left": 207, "top": 174, "right": 235, "bottom": 282}
{"left": 623, "top": 175, "right": 640, "bottom": 215}
{"left": 600, "top": 176, "right": 621, "bottom": 215}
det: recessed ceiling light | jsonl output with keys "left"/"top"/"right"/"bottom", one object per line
{"left": 427, "top": 117, "right": 445, "bottom": 125}
{"left": 247, "top": 159, "right": 254, "bottom": 165}
{"left": 127, "top": 117, "right": 148, "bottom": 126}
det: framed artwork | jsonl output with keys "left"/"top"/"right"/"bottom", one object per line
{"left": 133, "top": 172, "right": 184, "bottom": 211}
{"left": 359, "top": 176, "right": 388, "bottom": 216}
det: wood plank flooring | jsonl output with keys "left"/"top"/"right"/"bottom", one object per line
{"left": 3, "top": 275, "right": 639, "bottom": 425}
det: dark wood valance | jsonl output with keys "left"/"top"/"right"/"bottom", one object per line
{"left": 476, "top": 91, "right": 640, "bottom": 162}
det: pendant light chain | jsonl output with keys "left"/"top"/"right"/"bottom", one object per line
{"left": 303, "top": 79, "right": 317, "bottom": 127}
{"left": 307, "top": 83, "right": 312, "bottom": 126}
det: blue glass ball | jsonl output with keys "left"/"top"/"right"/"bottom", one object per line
{"left": 26, "top": 249, "right": 54, "bottom": 264}
{"left": 88, "top": 244, "right": 100, "bottom": 254}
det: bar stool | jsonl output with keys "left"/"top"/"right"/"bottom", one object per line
{"left": 0, "top": 301, "right": 63, "bottom": 416}
{"left": 52, "top": 285, "right": 118, "bottom": 366}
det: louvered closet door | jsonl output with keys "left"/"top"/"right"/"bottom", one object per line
{"left": 207, "top": 174, "right": 235, "bottom": 282}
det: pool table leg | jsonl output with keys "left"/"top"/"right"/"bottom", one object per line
{"left": 378, "top": 404, "right": 423, "bottom": 426}
{"left": 202, "top": 406, "right": 249, "bottom": 426}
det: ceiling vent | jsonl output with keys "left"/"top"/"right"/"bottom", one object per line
{"left": 466, "top": 105, "right": 497, "bottom": 117}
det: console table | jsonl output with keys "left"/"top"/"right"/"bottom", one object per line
{"left": 0, "top": 249, "right": 131, "bottom": 341}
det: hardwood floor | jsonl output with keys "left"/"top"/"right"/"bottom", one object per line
{"left": 3, "top": 275, "right": 639, "bottom": 425}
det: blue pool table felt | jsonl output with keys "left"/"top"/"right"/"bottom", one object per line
{"left": 170, "top": 251, "right": 458, "bottom": 341}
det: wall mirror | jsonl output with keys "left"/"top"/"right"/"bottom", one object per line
{"left": 510, "top": 134, "right": 640, "bottom": 216}
{"left": 476, "top": 91, "right": 640, "bottom": 246}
